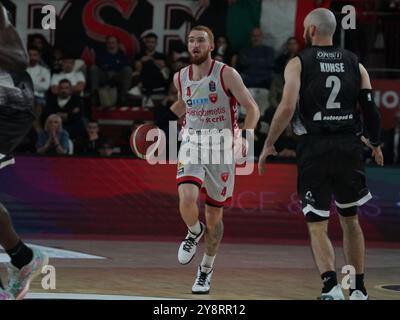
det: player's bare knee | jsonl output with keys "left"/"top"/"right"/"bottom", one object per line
{"left": 339, "top": 214, "right": 360, "bottom": 230}
{"left": 307, "top": 219, "right": 328, "bottom": 234}
{"left": 179, "top": 192, "right": 197, "bottom": 208}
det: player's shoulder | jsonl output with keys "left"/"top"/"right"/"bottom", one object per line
{"left": 340, "top": 48, "right": 359, "bottom": 61}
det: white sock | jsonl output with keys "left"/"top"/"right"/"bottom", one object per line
{"left": 188, "top": 221, "right": 201, "bottom": 235}
{"left": 201, "top": 254, "right": 216, "bottom": 268}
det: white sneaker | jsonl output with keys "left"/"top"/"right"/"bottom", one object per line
{"left": 319, "top": 284, "right": 345, "bottom": 300}
{"left": 178, "top": 222, "right": 205, "bottom": 265}
{"left": 192, "top": 265, "right": 213, "bottom": 294}
{"left": 349, "top": 290, "right": 369, "bottom": 300}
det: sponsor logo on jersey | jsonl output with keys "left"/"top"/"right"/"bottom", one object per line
{"left": 209, "top": 93, "right": 218, "bottom": 104}
{"left": 209, "top": 80, "right": 216, "bottom": 92}
{"left": 316, "top": 51, "right": 342, "bottom": 60}
{"left": 186, "top": 97, "right": 209, "bottom": 106}
{"left": 186, "top": 86, "right": 191, "bottom": 97}
{"left": 221, "top": 172, "right": 229, "bottom": 182}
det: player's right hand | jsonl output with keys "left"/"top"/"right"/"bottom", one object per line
{"left": 258, "top": 145, "right": 277, "bottom": 176}
{"left": 372, "top": 145, "right": 384, "bottom": 166}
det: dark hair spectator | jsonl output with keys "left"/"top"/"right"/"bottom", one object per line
{"left": 90, "top": 35, "right": 133, "bottom": 107}
{"left": 43, "top": 79, "right": 86, "bottom": 140}
{"left": 75, "top": 120, "right": 106, "bottom": 156}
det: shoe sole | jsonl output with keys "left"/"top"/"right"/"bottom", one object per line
{"left": 192, "top": 290, "right": 210, "bottom": 295}
{"left": 16, "top": 255, "right": 49, "bottom": 300}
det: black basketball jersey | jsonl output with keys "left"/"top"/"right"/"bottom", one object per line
{"left": 293, "top": 45, "right": 361, "bottom": 136}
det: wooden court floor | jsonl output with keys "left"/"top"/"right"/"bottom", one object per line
{"left": 1, "top": 239, "right": 399, "bottom": 300}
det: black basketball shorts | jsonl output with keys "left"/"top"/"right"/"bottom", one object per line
{"left": 297, "top": 135, "right": 371, "bottom": 219}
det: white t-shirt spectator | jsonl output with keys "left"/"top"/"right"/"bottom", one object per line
{"left": 51, "top": 71, "right": 85, "bottom": 88}
{"left": 27, "top": 64, "right": 51, "bottom": 98}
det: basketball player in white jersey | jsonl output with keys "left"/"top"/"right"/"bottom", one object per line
{"left": 157, "top": 25, "right": 259, "bottom": 294}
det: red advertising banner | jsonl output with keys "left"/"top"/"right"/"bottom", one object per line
{"left": 1, "top": 157, "right": 398, "bottom": 244}
{"left": 372, "top": 79, "right": 400, "bottom": 130}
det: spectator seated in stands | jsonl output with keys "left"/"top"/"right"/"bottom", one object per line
{"left": 90, "top": 35, "right": 133, "bottom": 108}
{"left": 131, "top": 32, "right": 168, "bottom": 107}
{"left": 43, "top": 79, "right": 86, "bottom": 140}
{"left": 234, "top": 27, "right": 275, "bottom": 118}
{"left": 26, "top": 46, "right": 51, "bottom": 132}
{"left": 268, "top": 37, "right": 300, "bottom": 112}
{"left": 28, "top": 33, "right": 53, "bottom": 68}
{"left": 274, "top": 37, "right": 299, "bottom": 75}
{"left": 75, "top": 120, "right": 106, "bottom": 156}
{"left": 36, "top": 114, "right": 70, "bottom": 155}
{"left": 50, "top": 54, "right": 86, "bottom": 96}
{"left": 212, "top": 35, "right": 235, "bottom": 66}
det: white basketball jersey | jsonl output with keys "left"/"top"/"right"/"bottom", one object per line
{"left": 178, "top": 60, "right": 239, "bottom": 142}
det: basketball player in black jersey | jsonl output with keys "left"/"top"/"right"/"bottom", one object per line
{"left": 0, "top": 4, "right": 48, "bottom": 300}
{"left": 258, "top": 8, "right": 383, "bottom": 300}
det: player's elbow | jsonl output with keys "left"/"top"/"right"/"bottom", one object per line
{"left": 247, "top": 103, "right": 260, "bottom": 121}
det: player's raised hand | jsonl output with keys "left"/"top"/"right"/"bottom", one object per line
{"left": 258, "top": 145, "right": 277, "bottom": 176}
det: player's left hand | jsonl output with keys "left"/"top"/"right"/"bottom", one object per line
{"left": 258, "top": 145, "right": 277, "bottom": 176}
{"left": 234, "top": 136, "right": 249, "bottom": 162}
{"left": 361, "top": 136, "right": 384, "bottom": 166}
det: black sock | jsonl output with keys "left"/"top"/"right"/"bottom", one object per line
{"left": 321, "top": 271, "right": 338, "bottom": 293}
{"left": 6, "top": 240, "right": 33, "bottom": 270}
{"left": 349, "top": 274, "right": 367, "bottom": 296}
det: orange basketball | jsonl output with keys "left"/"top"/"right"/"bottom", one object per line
{"left": 130, "top": 124, "right": 164, "bottom": 159}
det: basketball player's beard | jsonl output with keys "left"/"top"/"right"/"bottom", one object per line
{"left": 190, "top": 51, "right": 209, "bottom": 65}
{"left": 304, "top": 29, "right": 312, "bottom": 48}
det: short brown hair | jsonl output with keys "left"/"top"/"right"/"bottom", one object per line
{"left": 189, "top": 25, "right": 214, "bottom": 44}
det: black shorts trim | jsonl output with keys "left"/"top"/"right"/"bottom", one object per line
{"left": 177, "top": 180, "right": 201, "bottom": 189}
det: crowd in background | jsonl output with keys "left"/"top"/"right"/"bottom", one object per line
{"left": 14, "top": 0, "right": 400, "bottom": 166}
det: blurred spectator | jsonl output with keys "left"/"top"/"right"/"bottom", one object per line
{"left": 43, "top": 79, "right": 86, "bottom": 140}
{"left": 269, "top": 37, "right": 300, "bottom": 110}
{"left": 49, "top": 47, "right": 63, "bottom": 74}
{"left": 233, "top": 27, "right": 275, "bottom": 89}
{"left": 36, "top": 114, "right": 70, "bottom": 155}
{"left": 75, "top": 120, "right": 106, "bottom": 156}
{"left": 274, "top": 37, "right": 299, "bottom": 75}
{"left": 382, "top": 109, "right": 400, "bottom": 165}
{"left": 28, "top": 33, "right": 53, "bottom": 67}
{"left": 233, "top": 27, "right": 275, "bottom": 118}
{"left": 90, "top": 35, "right": 133, "bottom": 107}
{"left": 132, "top": 33, "right": 168, "bottom": 104}
{"left": 26, "top": 46, "right": 51, "bottom": 132}
{"left": 50, "top": 54, "right": 86, "bottom": 96}
{"left": 212, "top": 35, "right": 235, "bottom": 66}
